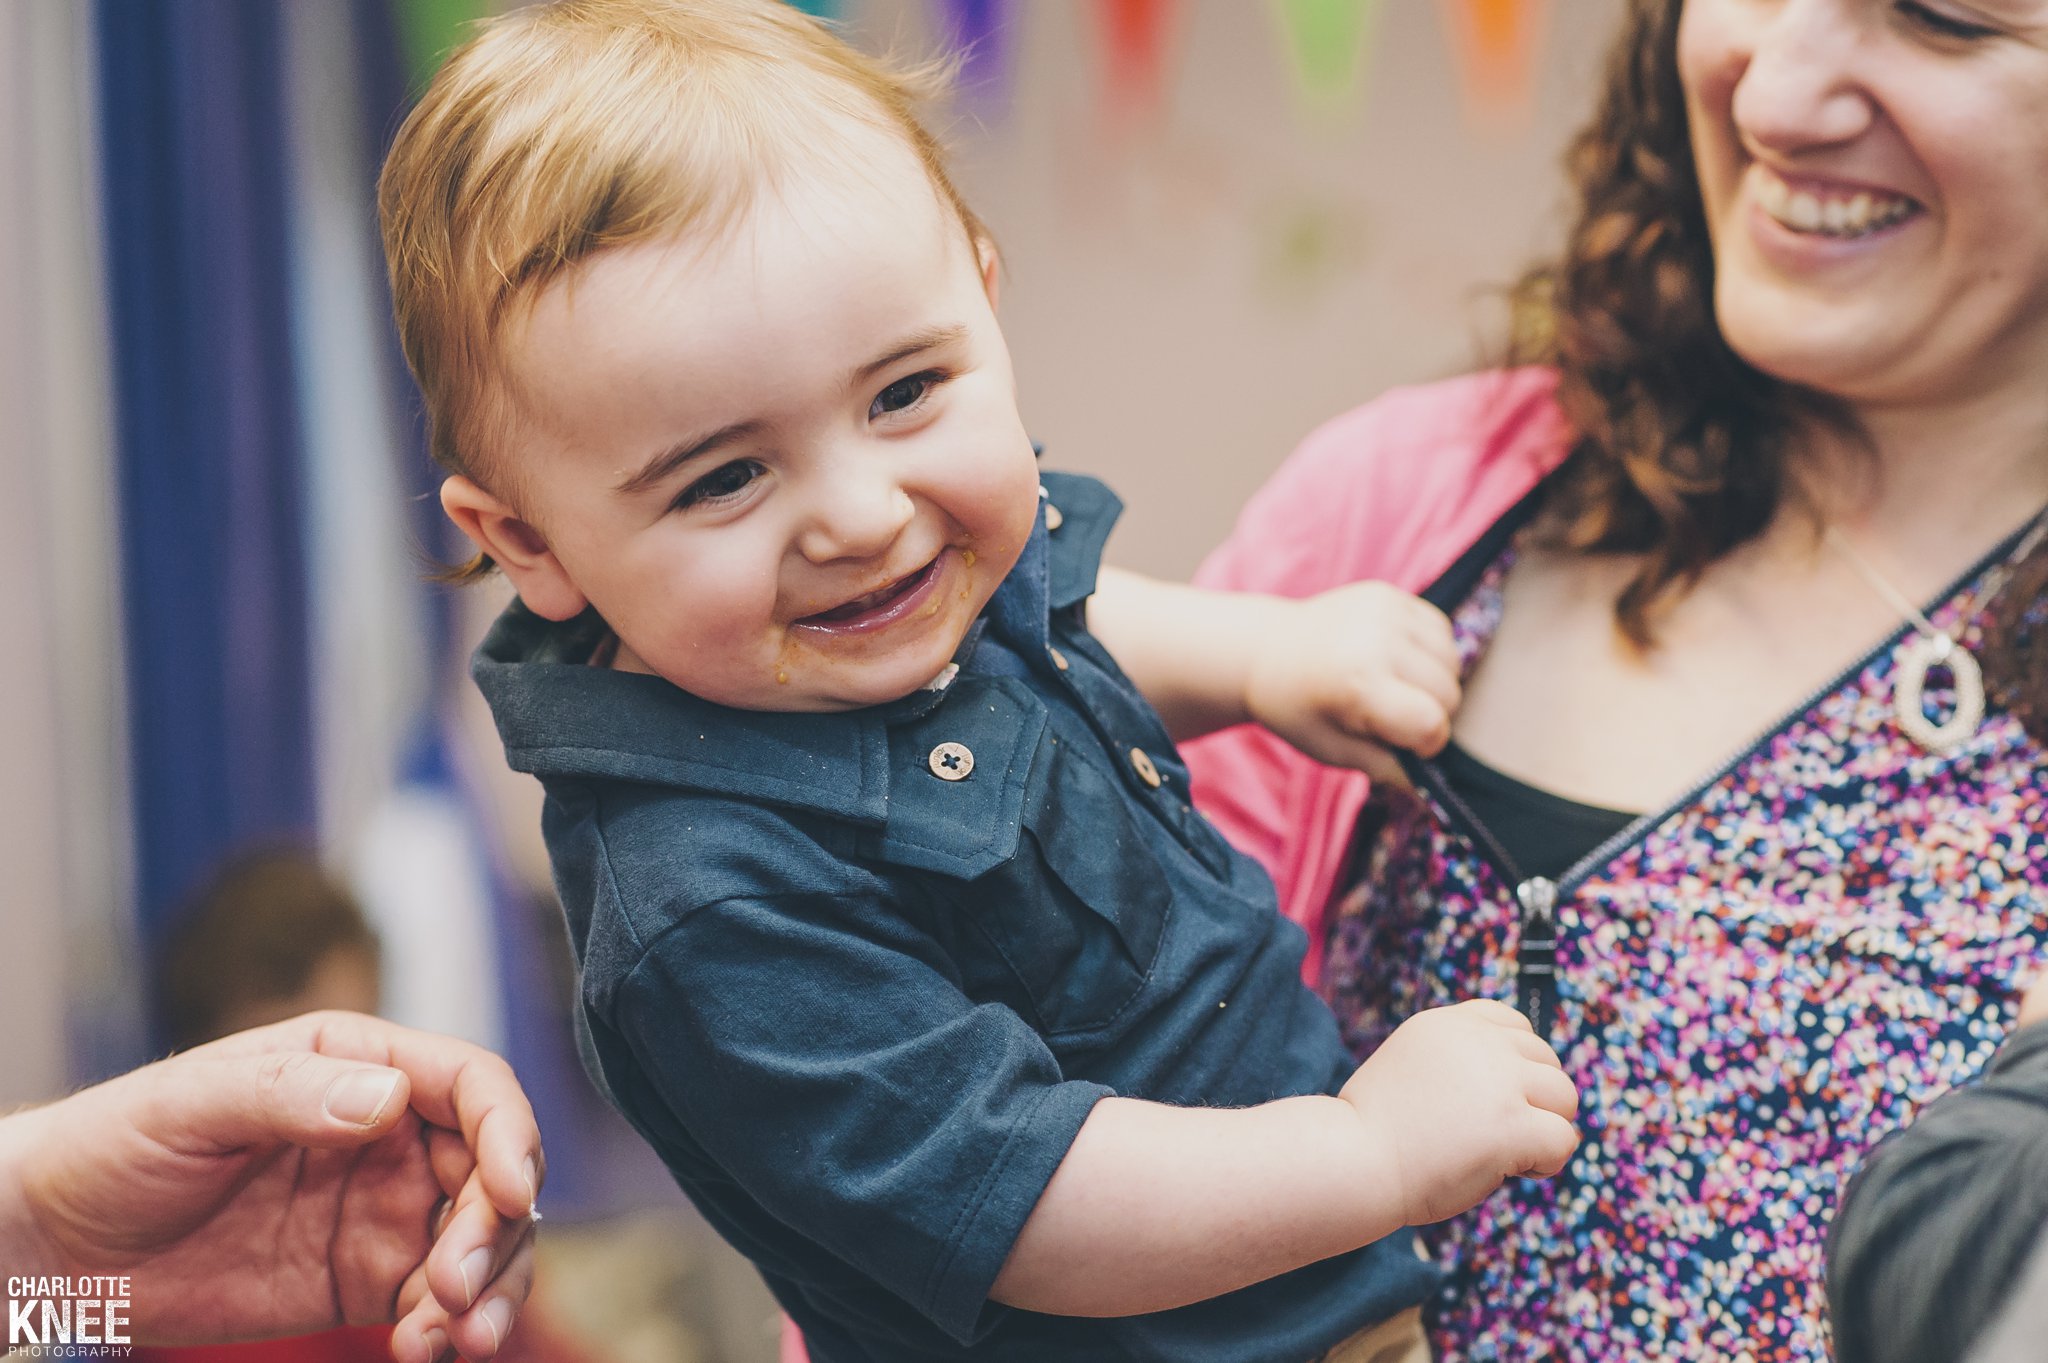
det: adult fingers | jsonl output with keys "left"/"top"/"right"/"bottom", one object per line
{"left": 257, "top": 1012, "right": 544, "bottom": 1222}
{"left": 425, "top": 1173, "right": 538, "bottom": 1321}
{"left": 428, "top": 1124, "right": 479, "bottom": 1201}
{"left": 424, "top": 1222, "right": 537, "bottom": 1362}
{"left": 129, "top": 1049, "right": 413, "bottom": 1158}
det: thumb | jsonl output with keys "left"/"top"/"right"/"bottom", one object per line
{"left": 137, "top": 1052, "right": 413, "bottom": 1156}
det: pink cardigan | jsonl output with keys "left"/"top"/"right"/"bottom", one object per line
{"left": 1183, "top": 369, "right": 1571, "bottom": 989}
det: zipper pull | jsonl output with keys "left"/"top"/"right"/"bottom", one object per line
{"left": 1515, "top": 876, "right": 1559, "bottom": 1040}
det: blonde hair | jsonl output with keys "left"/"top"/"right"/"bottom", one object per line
{"left": 378, "top": 0, "right": 984, "bottom": 581}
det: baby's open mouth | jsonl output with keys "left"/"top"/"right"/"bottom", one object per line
{"left": 798, "top": 556, "right": 943, "bottom": 628}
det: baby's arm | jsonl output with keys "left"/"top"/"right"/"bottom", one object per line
{"left": 619, "top": 891, "right": 1574, "bottom": 1328}
{"left": 1089, "top": 567, "right": 1460, "bottom": 778}
{"left": 991, "top": 999, "right": 1578, "bottom": 1317}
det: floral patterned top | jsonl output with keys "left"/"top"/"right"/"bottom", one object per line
{"left": 1322, "top": 533, "right": 2048, "bottom": 1362}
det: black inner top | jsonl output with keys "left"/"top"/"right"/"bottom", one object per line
{"left": 1433, "top": 740, "right": 1640, "bottom": 882}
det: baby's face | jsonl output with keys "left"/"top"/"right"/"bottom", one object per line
{"left": 490, "top": 143, "right": 1039, "bottom": 711}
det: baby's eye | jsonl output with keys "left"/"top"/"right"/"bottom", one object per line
{"left": 869, "top": 370, "right": 947, "bottom": 421}
{"left": 1896, "top": 0, "right": 1998, "bottom": 40}
{"left": 673, "top": 459, "right": 762, "bottom": 511}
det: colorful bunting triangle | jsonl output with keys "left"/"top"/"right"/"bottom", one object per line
{"left": 391, "top": 0, "right": 496, "bottom": 92}
{"left": 1440, "top": 0, "right": 1550, "bottom": 129}
{"left": 932, "top": 0, "right": 1016, "bottom": 105}
{"left": 1273, "top": 0, "right": 1382, "bottom": 116}
{"left": 1094, "top": 0, "right": 1181, "bottom": 123}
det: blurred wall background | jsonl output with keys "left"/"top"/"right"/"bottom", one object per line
{"left": 0, "top": 0, "right": 1617, "bottom": 1357}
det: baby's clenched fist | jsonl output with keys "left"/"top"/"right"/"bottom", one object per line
{"left": 1338, "top": 999, "right": 1579, "bottom": 1228}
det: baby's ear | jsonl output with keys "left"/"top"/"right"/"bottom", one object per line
{"left": 976, "top": 235, "right": 1002, "bottom": 309}
{"left": 439, "top": 475, "right": 589, "bottom": 622}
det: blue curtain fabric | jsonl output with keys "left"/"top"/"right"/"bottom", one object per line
{"left": 95, "top": 0, "right": 315, "bottom": 949}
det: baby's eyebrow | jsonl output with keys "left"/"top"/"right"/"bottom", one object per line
{"left": 846, "top": 325, "right": 968, "bottom": 389}
{"left": 614, "top": 419, "right": 765, "bottom": 498}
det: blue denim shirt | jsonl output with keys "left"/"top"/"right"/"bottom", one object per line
{"left": 474, "top": 472, "right": 1437, "bottom": 1362}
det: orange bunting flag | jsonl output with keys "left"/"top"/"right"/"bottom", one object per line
{"left": 1439, "top": 0, "right": 1551, "bottom": 129}
{"left": 1272, "top": 0, "right": 1382, "bottom": 117}
{"left": 1094, "top": 0, "right": 1181, "bottom": 124}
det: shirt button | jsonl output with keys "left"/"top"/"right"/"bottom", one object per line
{"left": 928, "top": 742, "right": 975, "bottom": 781}
{"left": 1128, "top": 747, "right": 1162, "bottom": 788}
{"left": 1044, "top": 502, "right": 1064, "bottom": 532}
{"left": 1048, "top": 646, "right": 1069, "bottom": 671}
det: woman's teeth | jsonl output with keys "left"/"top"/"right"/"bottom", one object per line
{"left": 1756, "top": 172, "right": 1916, "bottom": 239}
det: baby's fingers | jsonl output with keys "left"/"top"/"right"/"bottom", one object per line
{"left": 1514, "top": 1110, "right": 1580, "bottom": 1181}
{"left": 1524, "top": 1061, "right": 1580, "bottom": 1121}
{"left": 1344, "top": 679, "right": 1451, "bottom": 756}
{"left": 1404, "top": 598, "right": 1458, "bottom": 667}
{"left": 1392, "top": 646, "right": 1462, "bottom": 716}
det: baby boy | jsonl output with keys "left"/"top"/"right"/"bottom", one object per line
{"left": 380, "top": 2, "right": 1578, "bottom": 1360}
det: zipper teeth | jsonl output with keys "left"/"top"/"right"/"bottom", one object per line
{"left": 1408, "top": 753, "right": 1527, "bottom": 888}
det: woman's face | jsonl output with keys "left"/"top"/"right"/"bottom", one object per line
{"left": 1680, "top": 0, "right": 2048, "bottom": 410}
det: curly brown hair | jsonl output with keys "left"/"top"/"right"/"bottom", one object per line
{"left": 1511, "top": 0, "right": 2047, "bottom": 738}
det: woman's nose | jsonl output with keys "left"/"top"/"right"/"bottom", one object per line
{"left": 795, "top": 468, "right": 916, "bottom": 565}
{"left": 1728, "top": 0, "right": 1875, "bottom": 156}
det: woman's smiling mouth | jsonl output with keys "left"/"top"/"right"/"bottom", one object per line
{"left": 1753, "top": 166, "right": 1922, "bottom": 240}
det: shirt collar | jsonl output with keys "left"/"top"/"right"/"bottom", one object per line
{"left": 471, "top": 472, "right": 1122, "bottom": 822}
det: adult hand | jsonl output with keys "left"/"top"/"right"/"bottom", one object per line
{"left": 0, "top": 1011, "right": 543, "bottom": 1362}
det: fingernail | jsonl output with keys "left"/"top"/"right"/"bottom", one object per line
{"left": 459, "top": 1246, "right": 493, "bottom": 1308}
{"left": 480, "top": 1296, "right": 513, "bottom": 1354}
{"left": 420, "top": 1327, "right": 448, "bottom": 1363}
{"left": 325, "top": 1069, "right": 402, "bottom": 1126}
{"left": 523, "top": 1156, "right": 539, "bottom": 1216}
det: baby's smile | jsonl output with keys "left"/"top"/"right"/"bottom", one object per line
{"left": 796, "top": 551, "right": 948, "bottom": 633}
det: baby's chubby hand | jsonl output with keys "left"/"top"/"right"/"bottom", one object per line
{"left": 1337, "top": 999, "right": 1579, "bottom": 1228}
{"left": 1243, "top": 581, "right": 1460, "bottom": 782}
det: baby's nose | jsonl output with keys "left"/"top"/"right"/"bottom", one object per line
{"left": 796, "top": 479, "right": 917, "bottom": 565}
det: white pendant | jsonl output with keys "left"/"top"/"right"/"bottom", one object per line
{"left": 1893, "top": 632, "right": 1985, "bottom": 755}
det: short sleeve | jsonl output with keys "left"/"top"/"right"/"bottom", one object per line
{"left": 610, "top": 888, "right": 1111, "bottom": 1344}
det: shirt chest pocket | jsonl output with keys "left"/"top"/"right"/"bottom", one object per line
{"left": 864, "top": 680, "right": 1172, "bottom": 1041}
{"left": 972, "top": 737, "right": 1171, "bottom": 1038}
